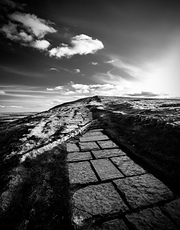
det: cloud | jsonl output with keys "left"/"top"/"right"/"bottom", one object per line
{"left": 49, "top": 34, "right": 104, "bottom": 58}
{"left": 93, "top": 69, "right": 133, "bottom": 88}
{"left": 1, "top": 0, "right": 24, "bottom": 10}
{"left": 105, "top": 59, "right": 118, "bottom": 64}
{"left": 1, "top": 11, "right": 103, "bottom": 61}
{"left": 18, "top": 31, "right": 33, "bottom": 42}
{"left": 1, "top": 12, "right": 56, "bottom": 51}
{"left": 31, "top": 39, "right": 50, "bottom": 50}
{"left": 0, "top": 105, "right": 23, "bottom": 108}
{"left": 108, "top": 58, "right": 146, "bottom": 80}
{"left": 49, "top": 68, "right": 59, "bottom": 72}
{"left": 48, "top": 67, "right": 81, "bottom": 74}
{"left": 74, "top": 68, "right": 80, "bottom": 73}
{"left": 1, "top": 22, "right": 33, "bottom": 42}
{"left": 92, "top": 62, "right": 98, "bottom": 65}
{"left": 0, "top": 90, "right": 5, "bottom": 95}
{"left": 46, "top": 82, "right": 122, "bottom": 96}
{"left": 64, "top": 90, "right": 76, "bottom": 95}
{"left": 126, "top": 91, "right": 160, "bottom": 97}
{"left": 47, "top": 86, "right": 63, "bottom": 91}
{"left": 9, "top": 12, "right": 56, "bottom": 38}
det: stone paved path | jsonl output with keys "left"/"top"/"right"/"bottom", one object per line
{"left": 66, "top": 129, "right": 180, "bottom": 230}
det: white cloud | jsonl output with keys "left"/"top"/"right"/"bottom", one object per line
{"left": 93, "top": 69, "right": 132, "bottom": 88}
{"left": 64, "top": 90, "right": 76, "bottom": 95}
{"left": 46, "top": 82, "right": 122, "bottom": 96}
{"left": 0, "top": 22, "right": 33, "bottom": 42}
{"left": 1, "top": 12, "right": 56, "bottom": 52}
{"left": 49, "top": 34, "right": 104, "bottom": 58}
{"left": 92, "top": 62, "right": 98, "bottom": 65}
{"left": 54, "top": 86, "right": 64, "bottom": 90}
{"left": 71, "top": 84, "right": 89, "bottom": 90}
{"left": 0, "top": 105, "right": 23, "bottom": 108}
{"left": 49, "top": 68, "right": 59, "bottom": 72}
{"left": 9, "top": 12, "right": 56, "bottom": 38}
{"left": 1, "top": 11, "right": 103, "bottom": 62}
{"left": 107, "top": 58, "right": 146, "bottom": 80}
{"left": 126, "top": 91, "right": 160, "bottom": 97}
{"left": 105, "top": 59, "right": 118, "bottom": 64}
{"left": 71, "top": 83, "right": 90, "bottom": 94}
{"left": 31, "top": 39, "right": 50, "bottom": 50}
{"left": 116, "top": 60, "right": 145, "bottom": 79}
{"left": 47, "top": 86, "right": 63, "bottom": 91}
{"left": 0, "top": 90, "right": 5, "bottom": 95}
{"left": 19, "top": 31, "right": 33, "bottom": 42}
{"left": 74, "top": 68, "right": 80, "bottom": 73}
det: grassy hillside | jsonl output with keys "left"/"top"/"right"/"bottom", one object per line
{"left": 0, "top": 96, "right": 180, "bottom": 229}
{"left": 0, "top": 124, "right": 72, "bottom": 230}
{"left": 91, "top": 97, "right": 180, "bottom": 195}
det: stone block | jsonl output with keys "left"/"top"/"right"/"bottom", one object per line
{"left": 126, "top": 207, "right": 177, "bottom": 230}
{"left": 98, "top": 140, "right": 118, "bottom": 149}
{"left": 68, "top": 161, "right": 98, "bottom": 184}
{"left": 73, "top": 183, "right": 128, "bottom": 217}
{"left": 80, "top": 135, "right": 109, "bottom": 142}
{"left": 79, "top": 142, "right": 100, "bottom": 151}
{"left": 67, "top": 151, "right": 92, "bottom": 162}
{"left": 114, "top": 174, "right": 173, "bottom": 209}
{"left": 89, "top": 129, "right": 104, "bottom": 132}
{"left": 91, "top": 159, "right": 124, "bottom": 181}
{"left": 66, "top": 143, "right": 79, "bottom": 152}
{"left": 83, "top": 131, "right": 104, "bottom": 137}
{"left": 111, "top": 156, "right": 146, "bottom": 176}
{"left": 92, "top": 149, "right": 126, "bottom": 159}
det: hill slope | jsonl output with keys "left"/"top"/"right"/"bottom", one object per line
{"left": 0, "top": 95, "right": 180, "bottom": 229}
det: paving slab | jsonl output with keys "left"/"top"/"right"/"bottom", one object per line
{"left": 162, "top": 198, "right": 180, "bottom": 227}
{"left": 82, "top": 131, "right": 104, "bottom": 137}
{"left": 68, "top": 161, "right": 98, "bottom": 184}
{"left": 66, "top": 143, "right": 79, "bottom": 152}
{"left": 90, "top": 219, "right": 129, "bottom": 230}
{"left": 92, "top": 149, "right": 126, "bottom": 159}
{"left": 114, "top": 174, "right": 173, "bottom": 209}
{"left": 80, "top": 135, "right": 109, "bottom": 142}
{"left": 79, "top": 142, "right": 100, "bottom": 151}
{"left": 98, "top": 140, "right": 118, "bottom": 149}
{"left": 67, "top": 151, "right": 92, "bottom": 162}
{"left": 88, "top": 129, "right": 104, "bottom": 132}
{"left": 111, "top": 156, "right": 146, "bottom": 176}
{"left": 126, "top": 207, "right": 177, "bottom": 230}
{"left": 91, "top": 159, "right": 124, "bottom": 181}
{"left": 73, "top": 183, "right": 128, "bottom": 217}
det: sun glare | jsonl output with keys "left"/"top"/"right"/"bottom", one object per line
{"left": 140, "top": 43, "right": 180, "bottom": 97}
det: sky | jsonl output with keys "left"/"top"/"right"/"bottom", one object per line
{"left": 0, "top": 0, "right": 180, "bottom": 112}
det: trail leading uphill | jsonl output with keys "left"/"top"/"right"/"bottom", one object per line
{"left": 0, "top": 95, "right": 180, "bottom": 229}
